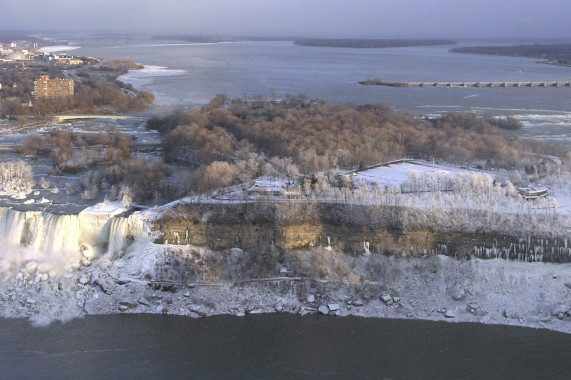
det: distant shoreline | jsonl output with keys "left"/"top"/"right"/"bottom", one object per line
{"left": 450, "top": 44, "right": 571, "bottom": 68}
{"left": 294, "top": 38, "right": 457, "bottom": 48}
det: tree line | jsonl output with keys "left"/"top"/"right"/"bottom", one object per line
{"left": 19, "top": 128, "right": 133, "bottom": 173}
{"left": 147, "top": 95, "right": 568, "bottom": 193}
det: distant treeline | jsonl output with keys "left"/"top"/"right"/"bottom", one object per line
{"left": 0, "top": 32, "right": 40, "bottom": 44}
{"left": 295, "top": 39, "right": 456, "bottom": 48}
{"left": 152, "top": 35, "right": 224, "bottom": 43}
{"left": 450, "top": 44, "right": 571, "bottom": 65}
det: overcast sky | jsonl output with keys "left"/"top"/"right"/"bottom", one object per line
{"left": 2, "top": 0, "right": 571, "bottom": 40}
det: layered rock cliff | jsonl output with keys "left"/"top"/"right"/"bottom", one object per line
{"left": 153, "top": 202, "right": 570, "bottom": 263}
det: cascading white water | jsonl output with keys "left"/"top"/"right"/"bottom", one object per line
{"left": 26, "top": 213, "right": 82, "bottom": 254}
{"left": 0, "top": 207, "right": 84, "bottom": 252}
{"left": 106, "top": 212, "right": 145, "bottom": 258}
{"left": 0, "top": 204, "right": 146, "bottom": 277}
{"left": 0, "top": 208, "right": 84, "bottom": 275}
{"left": 0, "top": 207, "right": 28, "bottom": 246}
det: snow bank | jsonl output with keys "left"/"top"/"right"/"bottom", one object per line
{"left": 38, "top": 45, "right": 81, "bottom": 53}
{"left": 2, "top": 234, "right": 570, "bottom": 333}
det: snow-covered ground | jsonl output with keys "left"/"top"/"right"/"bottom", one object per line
{"left": 352, "top": 160, "right": 571, "bottom": 215}
{"left": 1, "top": 238, "right": 570, "bottom": 334}
{"left": 156, "top": 160, "right": 570, "bottom": 230}
{"left": 351, "top": 159, "right": 473, "bottom": 189}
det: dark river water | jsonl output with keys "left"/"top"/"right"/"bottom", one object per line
{"left": 1, "top": 314, "right": 569, "bottom": 379}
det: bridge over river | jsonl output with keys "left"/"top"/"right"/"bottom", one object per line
{"left": 374, "top": 81, "right": 571, "bottom": 88}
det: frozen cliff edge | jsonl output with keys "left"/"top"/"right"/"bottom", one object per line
{"left": 0, "top": 204, "right": 569, "bottom": 334}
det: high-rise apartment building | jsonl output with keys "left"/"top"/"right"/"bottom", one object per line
{"left": 33, "top": 75, "right": 74, "bottom": 99}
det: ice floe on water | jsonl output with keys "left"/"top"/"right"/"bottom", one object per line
{"left": 118, "top": 65, "right": 186, "bottom": 98}
{"left": 119, "top": 65, "right": 185, "bottom": 81}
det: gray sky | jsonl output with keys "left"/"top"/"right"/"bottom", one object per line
{"left": 2, "top": 0, "right": 571, "bottom": 40}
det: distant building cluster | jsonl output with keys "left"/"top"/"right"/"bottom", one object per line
{"left": 0, "top": 40, "right": 84, "bottom": 66}
{"left": 0, "top": 39, "right": 83, "bottom": 101}
{"left": 36, "top": 52, "right": 84, "bottom": 65}
{"left": 33, "top": 75, "right": 74, "bottom": 99}
{"left": 0, "top": 40, "right": 36, "bottom": 58}
{"left": 0, "top": 40, "right": 34, "bottom": 62}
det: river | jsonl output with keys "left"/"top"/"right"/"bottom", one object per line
{"left": 1, "top": 314, "right": 570, "bottom": 379}
{"left": 60, "top": 36, "right": 571, "bottom": 145}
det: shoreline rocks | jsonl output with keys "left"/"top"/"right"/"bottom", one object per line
{"left": 0, "top": 251, "right": 570, "bottom": 335}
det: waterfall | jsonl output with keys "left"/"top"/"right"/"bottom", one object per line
{"left": 0, "top": 207, "right": 28, "bottom": 246}
{"left": 26, "top": 212, "right": 81, "bottom": 254}
{"left": 106, "top": 212, "right": 145, "bottom": 257}
{"left": 0, "top": 207, "right": 83, "bottom": 275}
{"left": 0, "top": 204, "right": 146, "bottom": 276}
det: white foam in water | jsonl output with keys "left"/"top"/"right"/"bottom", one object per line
{"left": 470, "top": 106, "right": 571, "bottom": 114}
{"left": 522, "top": 117, "right": 571, "bottom": 124}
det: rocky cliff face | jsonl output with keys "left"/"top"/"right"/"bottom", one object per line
{"left": 1, "top": 202, "right": 569, "bottom": 334}
{"left": 153, "top": 203, "right": 571, "bottom": 263}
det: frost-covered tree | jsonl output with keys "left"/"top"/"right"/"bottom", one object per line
{"left": 0, "top": 160, "right": 35, "bottom": 195}
{"left": 315, "top": 177, "right": 331, "bottom": 197}
{"left": 302, "top": 177, "right": 313, "bottom": 197}
{"left": 81, "top": 185, "right": 99, "bottom": 200}
{"left": 119, "top": 184, "right": 133, "bottom": 207}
